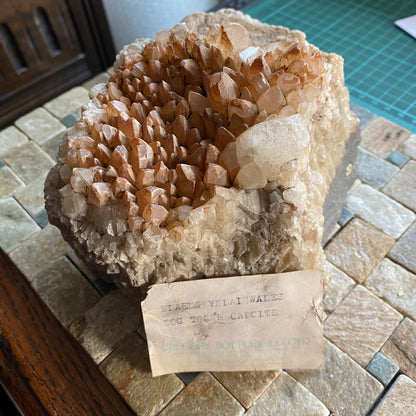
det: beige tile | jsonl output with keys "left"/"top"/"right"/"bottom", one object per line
{"left": 356, "top": 147, "right": 399, "bottom": 189}
{"left": 9, "top": 225, "right": 69, "bottom": 281}
{"left": 0, "top": 126, "right": 29, "bottom": 157}
{"left": 213, "top": 370, "right": 281, "bottom": 409}
{"left": 245, "top": 372, "right": 329, "bottom": 416}
{"left": 0, "top": 197, "right": 40, "bottom": 252}
{"left": 323, "top": 261, "right": 355, "bottom": 314}
{"left": 325, "top": 218, "right": 395, "bottom": 283}
{"left": 69, "top": 290, "right": 141, "bottom": 363}
{"left": 15, "top": 107, "right": 65, "bottom": 144}
{"left": 365, "top": 259, "right": 416, "bottom": 321}
{"left": 44, "top": 86, "right": 90, "bottom": 119}
{"left": 66, "top": 247, "right": 116, "bottom": 295}
{"left": 41, "top": 130, "right": 65, "bottom": 161}
{"left": 2, "top": 141, "right": 54, "bottom": 184}
{"left": 100, "top": 332, "right": 184, "bottom": 416}
{"left": 346, "top": 183, "right": 415, "bottom": 239}
{"left": 289, "top": 339, "right": 383, "bottom": 416}
{"left": 324, "top": 285, "right": 402, "bottom": 366}
{"left": 0, "top": 167, "right": 24, "bottom": 197}
{"left": 383, "top": 160, "right": 416, "bottom": 212}
{"left": 13, "top": 175, "right": 47, "bottom": 216}
{"left": 159, "top": 372, "right": 244, "bottom": 416}
{"left": 382, "top": 318, "right": 416, "bottom": 381}
{"left": 325, "top": 222, "right": 341, "bottom": 242}
{"left": 360, "top": 117, "right": 411, "bottom": 158}
{"left": 83, "top": 72, "right": 110, "bottom": 90}
{"left": 31, "top": 256, "right": 100, "bottom": 327}
{"left": 400, "top": 134, "right": 416, "bottom": 160}
{"left": 372, "top": 375, "right": 416, "bottom": 415}
{"left": 389, "top": 221, "right": 416, "bottom": 275}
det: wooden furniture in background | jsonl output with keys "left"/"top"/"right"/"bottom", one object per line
{"left": 0, "top": 0, "right": 115, "bottom": 129}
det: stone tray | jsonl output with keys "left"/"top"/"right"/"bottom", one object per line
{"left": 1, "top": 72, "right": 416, "bottom": 415}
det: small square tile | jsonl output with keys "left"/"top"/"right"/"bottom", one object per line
{"left": 338, "top": 207, "right": 354, "bottom": 227}
{"left": 41, "top": 130, "right": 65, "bottom": 161}
{"left": 2, "top": 141, "right": 54, "bottom": 184}
{"left": 0, "top": 167, "right": 24, "bottom": 197}
{"left": 324, "top": 261, "right": 355, "bottom": 314}
{"left": 289, "top": 340, "right": 383, "bottom": 416}
{"left": 360, "top": 117, "right": 411, "bottom": 158}
{"left": 366, "top": 352, "right": 399, "bottom": 386}
{"left": 400, "top": 134, "right": 416, "bottom": 160}
{"left": 69, "top": 290, "right": 141, "bottom": 364}
{"left": 31, "top": 256, "right": 100, "bottom": 327}
{"left": 14, "top": 176, "right": 46, "bottom": 216}
{"left": 213, "top": 370, "right": 281, "bottom": 409}
{"left": 356, "top": 147, "right": 399, "bottom": 189}
{"left": 100, "top": 332, "right": 184, "bottom": 416}
{"left": 350, "top": 102, "right": 375, "bottom": 128}
{"left": 0, "top": 198, "right": 40, "bottom": 252}
{"left": 324, "top": 285, "right": 402, "bottom": 367}
{"left": 34, "top": 209, "right": 50, "bottom": 228}
{"left": 365, "top": 258, "right": 416, "bottom": 321}
{"left": 159, "top": 372, "right": 244, "bottom": 416}
{"left": 325, "top": 218, "right": 395, "bottom": 283}
{"left": 177, "top": 372, "right": 200, "bottom": 385}
{"left": 346, "top": 183, "right": 415, "bottom": 239}
{"left": 244, "top": 372, "right": 329, "bottom": 416}
{"left": 44, "top": 86, "right": 89, "bottom": 119}
{"left": 382, "top": 318, "right": 416, "bottom": 381}
{"left": 386, "top": 150, "right": 409, "bottom": 167}
{"left": 372, "top": 375, "right": 416, "bottom": 415}
{"left": 389, "top": 221, "right": 416, "bottom": 274}
{"left": 383, "top": 160, "right": 416, "bottom": 211}
{"left": 60, "top": 113, "right": 79, "bottom": 128}
{"left": 0, "top": 126, "right": 29, "bottom": 157}
{"left": 15, "top": 107, "right": 65, "bottom": 145}
{"left": 9, "top": 224, "right": 69, "bottom": 281}
{"left": 83, "top": 72, "right": 110, "bottom": 90}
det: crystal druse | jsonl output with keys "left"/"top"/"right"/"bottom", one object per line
{"left": 44, "top": 9, "right": 359, "bottom": 297}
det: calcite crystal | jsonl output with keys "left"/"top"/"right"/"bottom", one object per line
{"left": 44, "top": 9, "right": 358, "bottom": 296}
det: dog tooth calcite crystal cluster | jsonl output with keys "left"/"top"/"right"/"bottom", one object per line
{"left": 44, "top": 9, "right": 358, "bottom": 296}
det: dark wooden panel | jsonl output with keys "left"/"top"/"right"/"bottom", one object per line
{"left": 0, "top": 0, "right": 115, "bottom": 128}
{"left": 0, "top": 248, "right": 136, "bottom": 416}
{"left": 0, "top": 0, "right": 83, "bottom": 94}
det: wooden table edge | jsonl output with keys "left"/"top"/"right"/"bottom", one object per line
{"left": 0, "top": 248, "right": 136, "bottom": 416}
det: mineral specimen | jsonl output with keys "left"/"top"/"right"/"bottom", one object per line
{"left": 44, "top": 9, "right": 359, "bottom": 297}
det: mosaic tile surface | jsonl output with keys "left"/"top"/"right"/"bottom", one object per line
{"left": 1, "top": 74, "right": 415, "bottom": 415}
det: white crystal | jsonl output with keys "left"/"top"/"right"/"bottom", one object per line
{"left": 235, "top": 162, "right": 267, "bottom": 189}
{"left": 239, "top": 46, "right": 261, "bottom": 64}
{"left": 236, "top": 114, "right": 310, "bottom": 185}
{"left": 61, "top": 191, "right": 87, "bottom": 220}
{"left": 89, "top": 83, "right": 107, "bottom": 99}
{"left": 155, "top": 29, "right": 170, "bottom": 42}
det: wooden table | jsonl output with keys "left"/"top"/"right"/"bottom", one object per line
{"left": 0, "top": 248, "right": 135, "bottom": 415}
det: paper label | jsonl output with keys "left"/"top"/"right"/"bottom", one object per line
{"left": 142, "top": 270, "right": 323, "bottom": 376}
